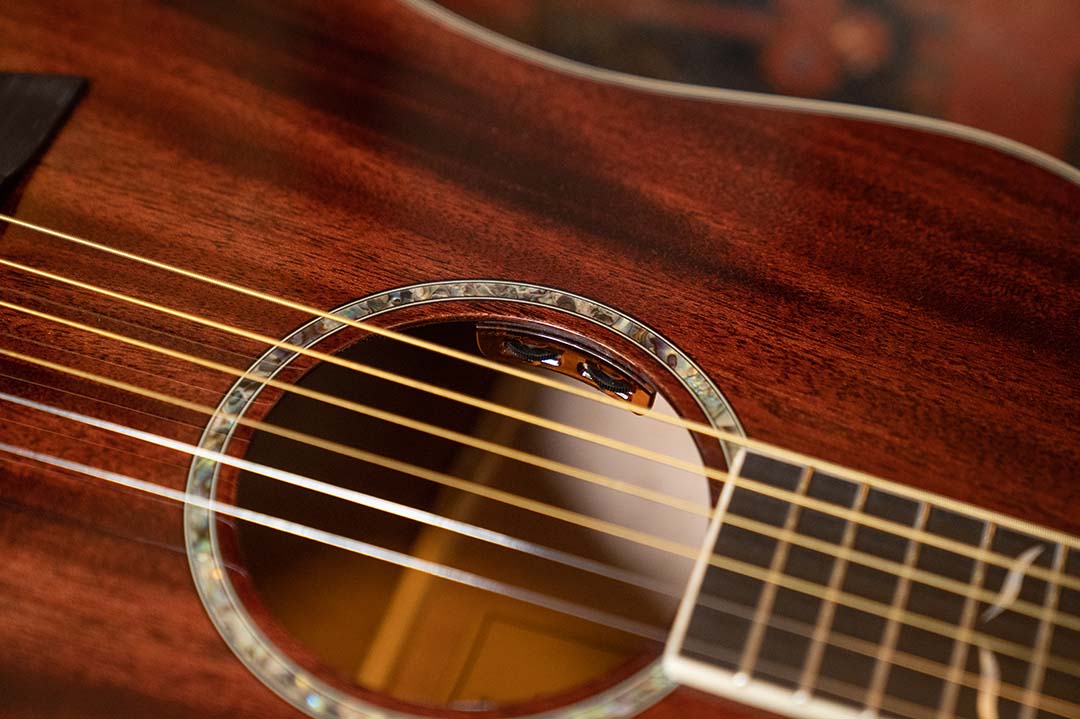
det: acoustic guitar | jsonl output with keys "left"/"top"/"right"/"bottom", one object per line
{"left": 1, "top": 2, "right": 1077, "bottom": 719}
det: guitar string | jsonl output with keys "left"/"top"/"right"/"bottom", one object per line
{"left": 2, "top": 226, "right": 1080, "bottom": 669}
{"left": 2, "top": 281, "right": 256, "bottom": 367}
{"left": 4, "top": 14, "right": 1071, "bottom": 708}
{"left": 2, "top": 319, "right": 1080, "bottom": 660}
{"left": 0, "top": 367, "right": 207, "bottom": 433}
{"left": 3, "top": 212, "right": 1078, "bottom": 552}
{"left": 15, "top": 269, "right": 1079, "bottom": 601}
{"left": 2, "top": 347, "right": 1078, "bottom": 678}
{"left": 0, "top": 441, "right": 1074, "bottom": 719}
{"left": 0, "top": 454, "right": 987, "bottom": 719}
{"left": 27, "top": 251, "right": 1076, "bottom": 600}
{"left": 0, "top": 442, "right": 666, "bottom": 643}
{"left": 2, "top": 310, "right": 1077, "bottom": 638}
{"left": 8, "top": 385, "right": 1070, "bottom": 645}
{"left": 7, "top": 265, "right": 1079, "bottom": 607}
{"left": 0, "top": 324, "right": 229, "bottom": 404}
{"left": 3, "top": 293, "right": 1080, "bottom": 615}
{"left": 0, "top": 390, "right": 689, "bottom": 598}
{"left": 2, "top": 364, "right": 1071, "bottom": 665}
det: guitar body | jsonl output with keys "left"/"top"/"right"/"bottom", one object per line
{"left": 1, "top": 2, "right": 1077, "bottom": 719}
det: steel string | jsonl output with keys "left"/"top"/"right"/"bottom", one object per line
{"left": 0, "top": 434, "right": 1074, "bottom": 719}
{"left": 0, "top": 344, "right": 1077, "bottom": 677}
{"left": 2, "top": 294, "right": 1079, "bottom": 616}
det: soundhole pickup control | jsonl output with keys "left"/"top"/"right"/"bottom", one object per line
{"left": 476, "top": 323, "right": 656, "bottom": 411}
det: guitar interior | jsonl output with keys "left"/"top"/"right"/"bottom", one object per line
{"left": 232, "top": 322, "right": 712, "bottom": 710}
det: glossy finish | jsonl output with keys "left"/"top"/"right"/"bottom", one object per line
{"left": 0, "top": 1, "right": 1077, "bottom": 718}
{"left": 433, "top": 0, "right": 1080, "bottom": 164}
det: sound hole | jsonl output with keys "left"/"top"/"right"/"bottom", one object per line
{"left": 235, "top": 322, "right": 711, "bottom": 711}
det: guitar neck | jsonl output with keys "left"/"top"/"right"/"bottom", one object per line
{"left": 665, "top": 447, "right": 1079, "bottom": 719}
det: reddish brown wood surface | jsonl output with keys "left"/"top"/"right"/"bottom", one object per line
{"left": 0, "top": 1, "right": 1078, "bottom": 718}
{"left": 436, "top": 0, "right": 1080, "bottom": 162}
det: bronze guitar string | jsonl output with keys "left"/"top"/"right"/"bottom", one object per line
{"left": 1, "top": 293, "right": 1078, "bottom": 624}
{"left": 0, "top": 425, "right": 1075, "bottom": 719}
{"left": 0, "top": 452, "right": 976, "bottom": 719}
{"left": 2, "top": 213, "right": 1077, "bottom": 553}
{"left": 1, "top": 404, "right": 1055, "bottom": 718}
{"left": 1, "top": 216, "right": 1078, "bottom": 713}
{"left": 2, "top": 267, "right": 1080, "bottom": 656}
{"left": 0, "top": 343, "right": 1077, "bottom": 684}
{"left": 0, "top": 272, "right": 1077, "bottom": 598}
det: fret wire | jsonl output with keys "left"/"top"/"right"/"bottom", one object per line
{"left": 797, "top": 482, "right": 870, "bottom": 699}
{"left": 694, "top": 581, "right": 1080, "bottom": 718}
{"left": 724, "top": 501, "right": 1079, "bottom": 632}
{"left": 1018, "top": 542, "right": 1068, "bottom": 719}
{"left": 935, "top": 521, "right": 996, "bottom": 719}
{"left": 865, "top": 502, "right": 931, "bottom": 716}
{"left": 736, "top": 465, "right": 814, "bottom": 681}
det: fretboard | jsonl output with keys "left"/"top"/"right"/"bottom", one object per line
{"left": 664, "top": 448, "right": 1080, "bottom": 719}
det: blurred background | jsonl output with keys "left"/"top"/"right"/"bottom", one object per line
{"left": 436, "top": 0, "right": 1080, "bottom": 166}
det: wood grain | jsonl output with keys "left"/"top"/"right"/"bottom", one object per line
{"left": 0, "top": 1, "right": 1077, "bottom": 717}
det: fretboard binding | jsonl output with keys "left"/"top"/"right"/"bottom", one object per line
{"left": 677, "top": 638, "right": 940, "bottom": 719}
